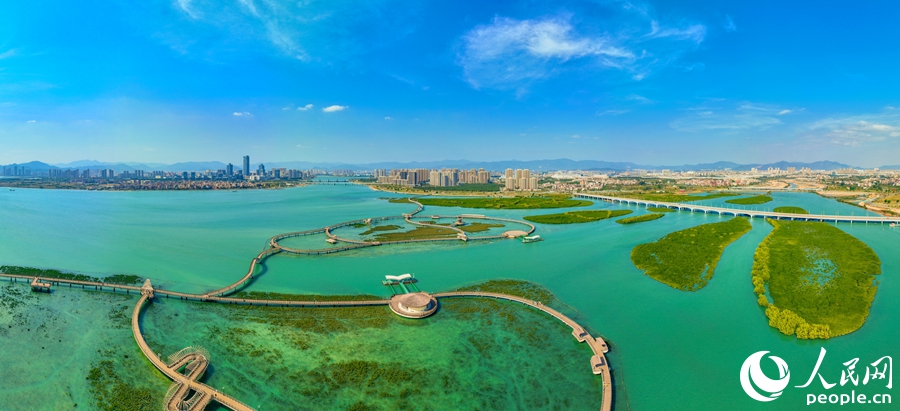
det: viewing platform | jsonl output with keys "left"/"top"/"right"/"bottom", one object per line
{"left": 30, "top": 277, "right": 51, "bottom": 292}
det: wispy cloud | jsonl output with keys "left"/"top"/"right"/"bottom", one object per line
{"left": 233, "top": 111, "right": 253, "bottom": 117}
{"left": 806, "top": 111, "right": 900, "bottom": 147}
{"left": 384, "top": 116, "right": 393, "bottom": 120}
{"left": 626, "top": 94, "right": 653, "bottom": 104}
{"left": 777, "top": 109, "right": 792, "bottom": 115}
{"left": 458, "top": 2, "right": 706, "bottom": 90}
{"left": 597, "top": 109, "right": 629, "bottom": 116}
{"left": 671, "top": 101, "right": 786, "bottom": 132}
{"left": 322, "top": 105, "right": 347, "bottom": 112}
{"left": 174, "top": 0, "right": 199, "bottom": 20}
{"left": 0, "top": 49, "right": 18, "bottom": 60}
{"left": 724, "top": 15, "right": 737, "bottom": 32}
{"left": 297, "top": 104, "right": 313, "bottom": 111}
{"left": 646, "top": 21, "right": 706, "bottom": 43}
{"left": 26, "top": 120, "right": 36, "bottom": 123}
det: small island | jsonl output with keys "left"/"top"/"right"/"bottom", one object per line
{"left": 616, "top": 213, "right": 665, "bottom": 225}
{"left": 524, "top": 210, "right": 632, "bottom": 224}
{"left": 773, "top": 206, "right": 808, "bottom": 214}
{"left": 389, "top": 195, "right": 592, "bottom": 209}
{"left": 630, "top": 218, "right": 752, "bottom": 291}
{"left": 751, "top": 220, "right": 881, "bottom": 339}
{"left": 725, "top": 195, "right": 773, "bottom": 205}
{"left": 647, "top": 207, "right": 676, "bottom": 213}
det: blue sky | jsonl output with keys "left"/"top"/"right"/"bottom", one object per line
{"left": 1, "top": 0, "right": 899, "bottom": 167}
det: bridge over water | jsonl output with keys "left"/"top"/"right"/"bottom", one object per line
{"left": 575, "top": 193, "right": 900, "bottom": 224}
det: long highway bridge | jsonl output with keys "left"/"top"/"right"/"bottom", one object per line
{"left": 0, "top": 196, "right": 611, "bottom": 411}
{"left": 575, "top": 193, "right": 900, "bottom": 224}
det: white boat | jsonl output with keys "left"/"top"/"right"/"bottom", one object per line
{"left": 521, "top": 235, "right": 543, "bottom": 243}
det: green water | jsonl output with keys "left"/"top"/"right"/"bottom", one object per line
{"left": 1, "top": 186, "right": 898, "bottom": 410}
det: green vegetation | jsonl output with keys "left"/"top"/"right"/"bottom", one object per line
{"left": 88, "top": 358, "right": 158, "bottom": 411}
{"left": 631, "top": 218, "right": 752, "bottom": 291}
{"left": 388, "top": 197, "right": 414, "bottom": 203}
{"left": 725, "top": 195, "right": 773, "bottom": 205}
{"left": 647, "top": 207, "right": 675, "bottom": 213}
{"left": 750, "top": 220, "right": 881, "bottom": 339}
{"left": 371, "top": 226, "right": 458, "bottom": 241}
{"left": 231, "top": 291, "right": 383, "bottom": 301}
{"left": 410, "top": 195, "right": 593, "bottom": 209}
{"left": 0, "top": 265, "right": 142, "bottom": 285}
{"left": 773, "top": 206, "right": 809, "bottom": 214}
{"left": 618, "top": 192, "right": 737, "bottom": 202}
{"left": 616, "top": 213, "right": 665, "bottom": 225}
{"left": 458, "top": 222, "right": 504, "bottom": 233}
{"left": 524, "top": 209, "right": 632, "bottom": 224}
{"left": 419, "top": 183, "right": 502, "bottom": 192}
{"left": 453, "top": 279, "right": 556, "bottom": 304}
{"left": 359, "top": 224, "right": 401, "bottom": 235}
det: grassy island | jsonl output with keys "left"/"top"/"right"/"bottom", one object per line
{"left": 616, "top": 213, "right": 665, "bottom": 225}
{"left": 359, "top": 225, "right": 401, "bottom": 235}
{"left": 750, "top": 220, "right": 881, "bottom": 339}
{"left": 370, "top": 226, "right": 458, "bottom": 241}
{"left": 457, "top": 222, "right": 504, "bottom": 233}
{"left": 725, "top": 195, "right": 773, "bottom": 205}
{"left": 524, "top": 209, "right": 632, "bottom": 224}
{"left": 631, "top": 218, "right": 752, "bottom": 291}
{"left": 391, "top": 196, "right": 592, "bottom": 209}
{"left": 773, "top": 206, "right": 808, "bottom": 214}
{"left": 453, "top": 279, "right": 556, "bottom": 304}
{"left": 647, "top": 207, "right": 676, "bottom": 213}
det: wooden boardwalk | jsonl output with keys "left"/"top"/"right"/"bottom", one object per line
{"left": 1, "top": 195, "right": 612, "bottom": 411}
{"left": 435, "top": 292, "right": 612, "bottom": 411}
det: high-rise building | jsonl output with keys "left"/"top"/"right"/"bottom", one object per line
{"left": 258, "top": 163, "right": 266, "bottom": 175}
{"left": 226, "top": 163, "right": 234, "bottom": 176}
{"left": 243, "top": 155, "right": 250, "bottom": 176}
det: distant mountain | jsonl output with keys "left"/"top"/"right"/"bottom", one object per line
{"left": 662, "top": 160, "right": 856, "bottom": 171}
{"left": 4, "top": 158, "right": 869, "bottom": 173}
{"left": 879, "top": 164, "right": 900, "bottom": 170}
{"left": 2, "top": 161, "right": 57, "bottom": 170}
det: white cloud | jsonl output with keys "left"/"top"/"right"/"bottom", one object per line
{"left": 296, "top": 144, "right": 310, "bottom": 148}
{"left": 26, "top": 120, "right": 36, "bottom": 123}
{"left": 808, "top": 114, "right": 900, "bottom": 147}
{"left": 671, "top": 101, "right": 786, "bottom": 132}
{"left": 0, "top": 49, "right": 18, "bottom": 60}
{"left": 174, "top": 0, "right": 199, "bottom": 19}
{"left": 458, "top": 3, "right": 706, "bottom": 90}
{"left": 597, "top": 109, "right": 629, "bottom": 116}
{"left": 297, "top": 104, "right": 313, "bottom": 111}
{"left": 777, "top": 109, "right": 792, "bottom": 115}
{"left": 384, "top": 116, "right": 393, "bottom": 120}
{"left": 322, "top": 105, "right": 347, "bottom": 112}
{"left": 459, "top": 15, "right": 635, "bottom": 89}
{"left": 626, "top": 94, "right": 653, "bottom": 104}
{"left": 724, "top": 15, "right": 737, "bottom": 32}
{"left": 646, "top": 20, "right": 706, "bottom": 43}
{"left": 571, "top": 134, "right": 581, "bottom": 139}
{"left": 233, "top": 111, "right": 253, "bottom": 117}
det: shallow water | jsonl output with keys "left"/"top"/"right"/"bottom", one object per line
{"left": 1, "top": 186, "right": 897, "bottom": 410}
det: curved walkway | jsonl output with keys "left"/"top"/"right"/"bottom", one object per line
{"left": 436, "top": 291, "right": 612, "bottom": 411}
{"left": 576, "top": 193, "right": 900, "bottom": 224}
{"left": 0, "top": 196, "right": 610, "bottom": 411}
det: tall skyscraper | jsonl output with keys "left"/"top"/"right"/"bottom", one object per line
{"left": 226, "top": 163, "right": 234, "bottom": 176}
{"left": 242, "top": 155, "right": 250, "bottom": 176}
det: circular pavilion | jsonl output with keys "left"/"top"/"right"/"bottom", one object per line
{"left": 389, "top": 292, "right": 438, "bottom": 319}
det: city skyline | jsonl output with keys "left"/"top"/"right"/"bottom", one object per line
{"left": 2, "top": 1, "right": 900, "bottom": 167}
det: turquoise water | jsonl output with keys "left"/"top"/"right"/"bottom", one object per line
{"left": 1, "top": 186, "right": 898, "bottom": 410}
